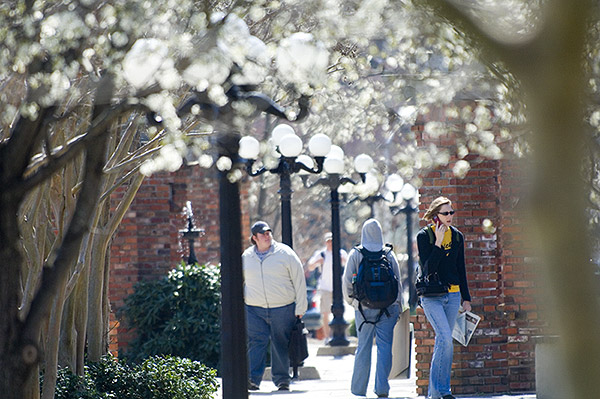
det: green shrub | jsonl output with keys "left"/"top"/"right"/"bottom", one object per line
{"left": 86, "top": 355, "right": 136, "bottom": 397}
{"left": 119, "top": 262, "right": 221, "bottom": 370}
{"left": 51, "top": 367, "right": 101, "bottom": 399}
{"left": 135, "top": 356, "right": 218, "bottom": 399}
{"left": 52, "top": 355, "right": 219, "bottom": 399}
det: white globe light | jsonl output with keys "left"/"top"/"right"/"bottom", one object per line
{"left": 401, "top": 183, "right": 418, "bottom": 201}
{"left": 326, "top": 145, "right": 344, "bottom": 159}
{"left": 324, "top": 157, "right": 344, "bottom": 174}
{"left": 361, "top": 172, "right": 380, "bottom": 197}
{"left": 384, "top": 191, "right": 395, "bottom": 203}
{"left": 271, "top": 124, "right": 295, "bottom": 146}
{"left": 385, "top": 174, "right": 404, "bottom": 193}
{"left": 238, "top": 136, "right": 260, "bottom": 160}
{"left": 308, "top": 134, "right": 332, "bottom": 157}
{"left": 354, "top": 153, "right": 374, "bottom": 174}
{"left": 338, "top": 182, "right": 354, "bottom": 194}
{"left": 296, "top": 154, "right": 314, "bottom": 174}
{"left": 279, "top": 134, "right": 303, "bottom": 157}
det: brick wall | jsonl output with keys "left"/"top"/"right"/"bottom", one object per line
{"left": 412, "top": 111, "right": 541, "bottom": 395}
{"left": 109, "top": 165, "right": 249, "bottom": 354}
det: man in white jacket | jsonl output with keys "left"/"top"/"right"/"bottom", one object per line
{"left": 242, "top": 221, "right": 307, "bottom": 392}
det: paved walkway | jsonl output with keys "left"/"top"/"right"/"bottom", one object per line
{"left": 214, "top": 337, "right": 537, "bottom": 399}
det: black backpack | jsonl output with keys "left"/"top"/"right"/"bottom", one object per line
{"left": 351, "top": 244, "right": 399, "bottom": 331}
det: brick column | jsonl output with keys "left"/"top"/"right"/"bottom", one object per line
{"left": 412, "top": 109, "right": 540, "bottom": 395}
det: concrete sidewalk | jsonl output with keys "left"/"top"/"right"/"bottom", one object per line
{"left": 214, "top": 337, "right": 537, "bottom": 399}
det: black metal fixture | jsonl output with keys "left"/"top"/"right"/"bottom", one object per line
{"left": 302, "top": 150, "right": 374, "bottom": 346}
{"left": 239, "top": 125, "right": 332, "bottom": 248}
{"left": 216, "top": 132, "right": 248, "bottom": 399}
{"left": 179, "top": 201, "right": 205, "bottom": 265}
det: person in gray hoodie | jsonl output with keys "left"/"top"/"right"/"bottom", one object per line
{"left": 343, "top": 218, "right": 404, "bottom": 398}
{"left": 242, "top": 221, "right": 307, "bottom": 392}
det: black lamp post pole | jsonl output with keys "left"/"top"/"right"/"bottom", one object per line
{"left": 328, "top": 182, "right": 350, "bottom": 346}
{"left": 278, "top": 159, "right": 294, "bottom": 247}
{"left": 400, "top": 200, "right": 418, "bottom": 311}
{"left": 217, "top": 133, "right": 248, "bottom": 399}
{"left": 303, "top": 173, "right": 361, "bottom": 346}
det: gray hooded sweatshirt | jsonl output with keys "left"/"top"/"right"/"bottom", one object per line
{"left": 342, "top": 218, "right": 405, "bottom": 310}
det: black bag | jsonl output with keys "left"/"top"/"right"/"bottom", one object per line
{"left": 288, "top": 317, "right": 309, "bottom": 378}
{"left": 351, "top": 244, "right": 399, "bottom": 331}
{"left": 415, "top": 270, "right": 449, "bottom": 297}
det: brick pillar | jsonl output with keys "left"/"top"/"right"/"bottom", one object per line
{"left": 412, "top": 108, "right": 540, "bottom": 395}
{"left": 109, "top": 165, "right": 249, "bottom": 354}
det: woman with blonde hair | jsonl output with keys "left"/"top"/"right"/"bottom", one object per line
{"left": 417, "top": 196, "right": 471, "bottom": 399}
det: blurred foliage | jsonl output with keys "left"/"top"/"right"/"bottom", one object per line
{"left": 119, "top": 262, "right": 221, "bottom": 370}
{"left": 48, "top": 354, "right": 218, "bottom": 399}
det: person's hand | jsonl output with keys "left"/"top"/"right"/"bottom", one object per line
{"left": 434, "top": 221, "right": 447, "bottom": 247}
{"left": 296, "top": 314, "right": 303, "bottom": 319}
{"left": 462, "top": 301, "right": 472, "bottom": 312}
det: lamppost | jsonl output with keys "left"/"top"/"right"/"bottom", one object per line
{"left": 179, "top": 201, "right": 205, "bottom": 265}
{"left": 239, "top": 124, "right": 332, "bottom": 248}
{"left": 302, "top": 147, "right": 374, "bottom": 346}
{"left": 384, "top": 174, "right": 419, "bottom": 311}
{"left": 215, "top": 133, "right": 248, "bottom": 399}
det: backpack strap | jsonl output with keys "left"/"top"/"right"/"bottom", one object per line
{"left": 357, "top": 303, "right": 391, "bottom": 332}
{"left": 358, "top": 244, "right": 392, "bottom": 257}
{"left": 426, "top": 225, "right": 435, "bottom": 244}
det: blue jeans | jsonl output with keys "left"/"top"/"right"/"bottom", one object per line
{"left": 420, "top": 292, "right": 461, "bottom": 399}
{"left": 351, "top": 303, "right": 400, "bottom": 397}
{"left": 246, "top": 303, "right": 296, "bottom": 387}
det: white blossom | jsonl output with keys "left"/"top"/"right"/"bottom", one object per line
{"left": 216, "top": 156, "right": 233, "bottom": 171}
{"left": 123, "top": 38, "right": 169, "bottom": 89}
{"left": 276, "top": 32, "right": 329, "bottom": 89}
{"left": 452, "top": 159, "right": 471, "bottom": 178}
{"left": 140, "top": 143, "right": 183, "bottom": 176}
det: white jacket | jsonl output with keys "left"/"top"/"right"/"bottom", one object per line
{"left": 242, "top": 241, "right": 308, "bottom": 316}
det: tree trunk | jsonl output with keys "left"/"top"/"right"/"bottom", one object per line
{"left": 0, "top": 113, "right": 48, "bottom": 398}
{"left": 41, "top": 288, "right": 68, "bottom": 399}
{"left": 87, "top": 205, "right": 110, "bottom": 361}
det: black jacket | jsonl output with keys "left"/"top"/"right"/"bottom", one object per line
{"left": 416, "top": 224, "right": 471, "bottom": 302}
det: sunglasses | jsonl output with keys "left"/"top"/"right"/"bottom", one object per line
{"left": 438, "top": 211, "right": 455, "bottom": 216}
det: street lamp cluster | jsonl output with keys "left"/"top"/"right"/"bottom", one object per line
{"left": 301, "top": 145, "right": 374, "bottom": 347}
{"left": 238, "top": 125, "right": 420, "bottom": 349}
{"left": 239, "top": 124, "right": 332, "bottom": 248}
{"left": 239, "top": 124, "right": 374, "bottom": 347}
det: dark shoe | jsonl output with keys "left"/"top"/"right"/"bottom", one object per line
{"left": 277, "top": 383, "right": 289, "bottom": 391}
{"left": 248, "top": 381, "right": 260, "bottom": 391}
{"left": 442, "top": 395, "right": 456, "bottom": 399}
{"left": 377, "top": 394, "right": 388, "bottom": 398}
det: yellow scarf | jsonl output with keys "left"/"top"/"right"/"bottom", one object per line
{"left": 432, "top": 224, "right": 452, "bottom": 251}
